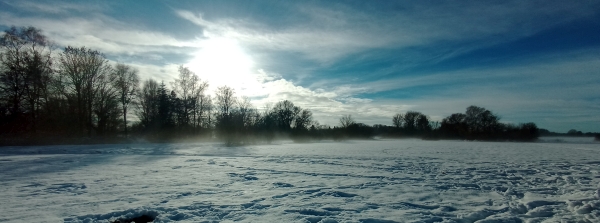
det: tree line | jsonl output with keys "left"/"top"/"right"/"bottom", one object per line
{"left": 0, "top": 26, "right": 138, "bottom": 143}
{"left": 327, "top": 105, "right": 540, "bottom": 141}
{"left": 0, "top": 26, "right": 542, "bottom": 145}
{"left": 0, "top": 26, "right": 323, "bottom": 145}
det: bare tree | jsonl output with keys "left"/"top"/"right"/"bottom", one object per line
{"left": 57, "top": 46, "right": 111, "bottom": 136}
{"left": 111, "top": 63, "right": 139, "bottom": 137}
{"left": 392, "top": 113, "right": 403, "bottom": 128}
{"left": 272, "top": 100, "right": 299, "bottom": 131}
{"left": 402, "top": 111, "right": 421, "bottom": 131}
{"left": 170, "top": 65, "right": 210, "bottom": 130}
{"left": 339, "top": 114, "right": 355, "bottom": 128}
{"left": 214, "top": 86, "right": 237, "bottom": 142}
{"left": 416, "top": 114, "right": 431, "bottom": 132}
{"left": 0, "top": 26, "right": 53, "bottom": 133}
{"left": 171, "top": 65, "right": 195, "bottom": 126}
{"left": 94, "top": 73, "right": 119, "bottom": 136}
{"left": 294, "top": 109, "right": 313, "bottom": 130}
{"left": 465, "top": 105, "right": 499, "bottom": 133}
{"left": 137, "top": 79, "right": 159, "bottom": 128}
{"left": 259, "top": 103, "right": 277, "bottom": 140}
{"left": 189, "top": 70, "right": 208, "bottom": 129}
{"left": 198, "top": 94, "right": 212, "bottom": 129}
{"left": 237, "top": 96, "right": 256, "bottom": 129}
{"left": 215, "top": 86, "right": 236, "bottom": 117}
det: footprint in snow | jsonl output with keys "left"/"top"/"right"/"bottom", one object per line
{"left": 228, "top": 173, "right": 258, "bottom": 181}
{"left": 273, "top": 182, "right": 294, "bottom": 187}
{"left": 44, "top": 183, "right": 87, "bottom": 194}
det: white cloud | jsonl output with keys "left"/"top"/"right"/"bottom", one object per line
{"left": 0, "top": 12, "right": 202, "bottom": 58}
{"left": 356, "top": 50, "right": 600, "bottom": 99}
{"left": 3, "top": 0, "right": 103, "bottom": 14}
{"left": 246, "top": 75, "right": 406, "bottom": 126}
{"left": 175, "top": 10, "right": 395, "bottom": 63}
{"left": 126, "top": 63, "right": 180, "bottom": 84}
{"left": 175, "top": 1, "right": 599, "bottom": 63}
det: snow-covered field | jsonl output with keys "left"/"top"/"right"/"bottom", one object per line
{"left": 1, "top": 138, "right": 599, "bottom": 223}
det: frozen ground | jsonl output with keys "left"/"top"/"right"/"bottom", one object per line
{"left": 1, "top": 137, "right": 599, "bottom": 223}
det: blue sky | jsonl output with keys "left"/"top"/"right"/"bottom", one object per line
{"left": 2, "top": 0, "right": 599, "bottom": 132}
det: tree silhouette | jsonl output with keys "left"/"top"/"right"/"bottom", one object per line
{"left": 438, "top": 106, "right": 536, "bottom": 141}
{"left": 57, "top": 46, "right": 112, "bottom": 137}
{"left": 171, "top": 65, "right": 207, "bottom": 128}
{"left": 273, "top": 100, "right": 299, "bottom": 132}
{"left": 567, "top": 129, "right": 583, "bottom": 136}
{"left": 214, "top": 86, "right": 237, "bottom": 143}
{"left": 391, "top": 111, "right": 429, "bottom": 136}
{"left": 137, "top": 79, "right": 159, "bottom": 130}
{"left": 157, "top": 82, "right": 174, "bottom": 129}
{"left": 215, "top": 86, "right": 236, "bottom": 119}
{"left": 416, "top": 114, "right": 431, "bottom": 132}
{"left": 111, "top": 63, "right": 139, "bottom": 138}
{"left": 440, "top": 113, "right": 467, "bottom": 138}
{"left": 94, "top": 73, "right": 119, "bottom": 136}
{"left": 0, "top": 26, "right": 53, "bottom": 134}
{"left": 401, "top": 111, "right": 420, "bottom": 133}
{"left": 294, "top": 109, "right": 313, "bottom": 130}
{"left": 464, "top": 106, "right": 500, "bottom": 139}
{"left": 339, "top": 114, "right": 355, "bottom": 128}
{"left": 392, "top": 113, "right": 403, "bottom": 128}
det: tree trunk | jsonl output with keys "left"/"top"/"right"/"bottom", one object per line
{"left": 30, "top": 99, "right": 36, "bottom": 134}
{"left": 123, "top": 105, "right": 128, "bottom": 138}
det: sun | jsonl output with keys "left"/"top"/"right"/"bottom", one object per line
{"left": 186, "top": 38, "right": 265, "bottom": 96}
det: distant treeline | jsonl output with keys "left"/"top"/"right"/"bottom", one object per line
{"left": 327, "top": 106, "right": 540, "bottom": 142}
{"left": 538, "top": 128, "right": 600, "bottom": 137}
{"left": 1, "top": 26, "right": 543, "bottom": 145}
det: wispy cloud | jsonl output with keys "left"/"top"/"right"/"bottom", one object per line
{"left": 1, "top": 15, "right": 199, "bottom": 51}
{"left": 356, "top": 49, "right": 600, "bottom": 98}
{"left": 175, "top": 1, "right": 599, "bottom": 63}
{"left": 3, "top": 0, "right": 104, "bottom": 14}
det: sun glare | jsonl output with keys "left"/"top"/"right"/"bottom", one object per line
{"left": 186, "top": 38, "right": 265, "bottom": 96}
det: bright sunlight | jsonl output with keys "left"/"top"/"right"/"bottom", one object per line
{"left": 186, "top": 37, "right": 266, "bottom": 96}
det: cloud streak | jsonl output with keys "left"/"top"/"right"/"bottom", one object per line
{"left": 3, "top": 0, "right": 103, "bottom": 14}
{"left": 175, "top": 1, "right": 599, "bottom": 63}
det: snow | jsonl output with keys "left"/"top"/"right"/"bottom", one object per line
{"left": 0, "top": 138, "right": 599, "bottom": 222}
